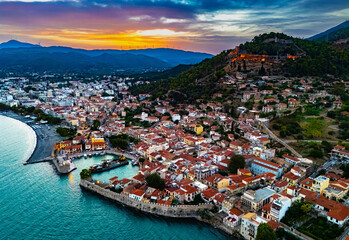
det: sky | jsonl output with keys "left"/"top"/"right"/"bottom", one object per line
{"left": 0, "top": 0, "right": 348, "bottom": 54}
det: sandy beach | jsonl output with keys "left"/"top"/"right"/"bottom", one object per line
{"left": 0, "top": 111, "right": 61, "bottom": 163}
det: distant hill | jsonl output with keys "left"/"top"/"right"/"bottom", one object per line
{"left": 127, "top": 48, "right": 212, "bottom": 66}
{"left": 0, "top": 40, "right": 213, "bottom": 73}
{"left": 0, "top": 40, "right": 42, "bottom": 49}
{"left": 308, "top": 20, "right": 349, "bottom": 41}
{"left": 0, "top": 48, "right": 171, "bottom": 73}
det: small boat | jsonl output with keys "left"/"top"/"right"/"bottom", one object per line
{"left": 89, "top": 160, "right": 128, "bottom": 173}
{"left": 83, "top": 154, "right": 87, "bottom": 159}
{"left": 88, "top": 154, "right": 92, "bottom": 158}
{"left": 132, "top": 160, "right": 139, "bottom": 166}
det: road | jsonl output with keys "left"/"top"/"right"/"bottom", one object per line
{"left": 261, "top": 122, "right": 303, "bottom": 158}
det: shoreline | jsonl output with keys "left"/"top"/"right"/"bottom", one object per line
{"left": 81, "top": 184, "right": 236, "bottom": 239}
{"left": 0, "top": 111, "right": 61, "bottom": 163}
{"left": 0, "top": 113, "right": 37, "bottom": 163}
{"left": 80, "top": 179, "right": 241, "bottom": 239}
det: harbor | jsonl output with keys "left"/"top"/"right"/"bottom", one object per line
{"left": 53, "top": 149, "right": 139, "bottom": 174}
{"left": 90, "top": 156, "right": 128, "bottom": 173}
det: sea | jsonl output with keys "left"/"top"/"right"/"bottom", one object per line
{"left": 0, "top": 115, "right": 231, "bottom": 240}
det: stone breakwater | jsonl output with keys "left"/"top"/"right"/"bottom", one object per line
{"left": 80, "top": 180, "right": 213, "bottom": 218}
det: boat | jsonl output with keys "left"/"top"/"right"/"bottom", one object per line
{"left": 84, "top": 154, "right": 87, "bottom": 159}
{"left": 90, "top": 160, "right": 129, "bottom": 173}
{"left": 88, "top": 154, "right": 92, "bottom": 158}
{"left": 131, "top": 159, "right": 139, "bottom": 166}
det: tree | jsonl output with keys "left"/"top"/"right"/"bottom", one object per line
{"left": 91, "top": 120, "right": 101, "bottom": 130}
{"left": 231, "top": 106, "right": 238, "bottom": 118}
{"left": 146, "top": 173, "right": 165, "bottom": 190}
{"left": 172, "top": 198, "right": 178, "bottom": 205}
{"left": 228, "top": 155, "right": 246, "bottom": 174}
{"left": 80, "top": 169, "right": 92, "bottom": 179}
{"left": 139, "top": 157, "right": 145, "bottom": 167}
{"left": 256, "top": 223, "right": 277, "bottom": 240}
{"left": 110, "top": 138, "right": 129, "bottom": 150}
{"left": 56, "top": 127, "right": 76, "bottom": 138}
{"left": 301, "top": 203, "right": 311, "bottom": 213}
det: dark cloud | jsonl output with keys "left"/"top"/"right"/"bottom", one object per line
{"left": 0, "top": 0, "right": 347, "bottom": 53}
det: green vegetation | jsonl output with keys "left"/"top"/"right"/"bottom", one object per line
{"left": 272, "top": 109, "right": 333, "bottom": 141}
{"left": 256, "top": 223, "right": 277, "bottom": 240}
{"left": 91, "top": 120, "right": 100, "bottom": 130}
{"left": 124, "top": 106, "right": 152, "bottom": 128}
{"left": 300, "top": 203, "right": 311, "bottom": 213}
{"left": 302, "top": 118, "right": 325, "bottom": 138}
{"left": 327, "top": 84, "right": 349, "bottom": 140}
{"left": 130, "top": 50, "right": 230, "bottom": 103}
{"left": 276, "top": 228, "right": 301, "bottom": 240}
{"left": 287, "top": 38, "right": 349, "bottom": 77}
{"left": 109, "top": 134, "right": 139, "bottom": 150}
{"left": 80, "top": 169, "right": 92, "bottom": 179}
{"left": 146, "top": 173, "right": 165, "bottom": 190}
{"left": 186, "top": 194, "right": 206, "bottom": 205}
{"left": 281, "top": 201, "right": 312, "bottom": 226}
{"left": 56, "top": 127, "right": 76, "bottom": 138}
{"left": 239, "top": 32, "right": 349, "bottom": 77}
{"left": 297, "top": 217, "right": 343, "bottom": 240}
{"left": 228, "top": 155, "right": 246, "bottom": 174}
{"left": 0, "top": 103, "right": 61, "bottom": 124}
{"left": 340, "top": 164, "right": 349, "bottom": 178}
{"left": 304, "top": 107, "right": 321, "bottom": 116}
{"left": 240, "top": 32, "right": 295, "bottom": 55}
{"left": 272, "top": 114, "right": 302, "bottom": 138}
{"left": 171, "top": 198, "right": 178, "bottom": 205}
{"left": 290, "top": 141, "right": 334, "bottom": 160}
{"left": 313, "top": 26, "right": 349, "bottom": 43}
{"left": 131, "top": 64, "right": 193, "bottom": 82}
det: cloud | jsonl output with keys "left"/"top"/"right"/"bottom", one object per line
{"left": 0, "top": 0, "right": 347, "bottom": 53}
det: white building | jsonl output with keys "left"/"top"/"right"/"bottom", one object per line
{"left": 240, "top": 212, "right": 267, "bottom": 240}
{"left": 270, "top": 196, "right": 291, "bottom": 221}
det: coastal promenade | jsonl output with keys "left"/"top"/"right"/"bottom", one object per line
{"left": 80, "top": 179, "right": 213, "bottom": 218}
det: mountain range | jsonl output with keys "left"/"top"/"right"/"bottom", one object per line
{"left": 0, "top": 40, "right": 213, "bottom": 73}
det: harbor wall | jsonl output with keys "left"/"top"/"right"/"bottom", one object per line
{"left": 80, "top": 180, "right": 213, "bottom": 218}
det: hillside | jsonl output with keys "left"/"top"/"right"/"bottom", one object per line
{"left": 130, "top": 50, "right": 231, "bottom": 102}
{"left": 130, "top": 64, "right": 193, "bottom": 82}
{"left": 308, "top": 20, "right": 349, "bottom": 41}
{"left": 308, "top": 21, "right": 349, "bottom": 50}
{"left": 311, "top": 26, "right": 349, "bottom": 43}
{"left": 131, "top": 32, "right": 349, "bottom": 102}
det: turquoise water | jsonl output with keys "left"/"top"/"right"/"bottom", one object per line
{"left": 0, "top": 115, "right": 230, "bottom": 240}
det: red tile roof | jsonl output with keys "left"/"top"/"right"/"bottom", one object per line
{"left": 201, "top": 188, "right": 218, "bottom": 199}
{"left": 229, "top": 208, "right": 244, "bottom": 216}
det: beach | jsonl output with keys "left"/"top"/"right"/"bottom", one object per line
{"left": 0, "top": 111, "right": 61, "bottom": 163}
